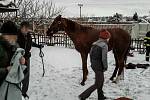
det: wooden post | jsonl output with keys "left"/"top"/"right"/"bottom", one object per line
{"left": 65, "top": 33, "right": 67, "bottom": 48}
{"left": 32, "top": 21, "right": 35, "bottom": 32}
{"left": 38, "top": 34, "right": 40, "bottom": 45}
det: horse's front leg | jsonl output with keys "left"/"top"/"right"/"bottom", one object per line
{"left": 110, "top": 51, "right": 119, "bottom": 81}
{"left": 80, "top": 52, "right": 88, "bottom": 86}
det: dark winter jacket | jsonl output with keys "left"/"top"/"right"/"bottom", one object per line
{"left": 0, "top": 36, "right": 17, "bottom": 85}
{"left": 17, "top": 31, "right": 41, "bottom": 59}
{"left": 144, "top": 31, "right": 150, "bottom": 47}
{"left": 90, "top": 38, "right": 108, "bottom": 72}
{"left": 0, "top": 48, "right": 26, "bottom": 100}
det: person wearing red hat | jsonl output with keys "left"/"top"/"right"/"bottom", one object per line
{"left": 79, "top": 29, "right": 111, "bottom": 100}
{"left": 99, "top": 29, "right": 111, "bottom": 39}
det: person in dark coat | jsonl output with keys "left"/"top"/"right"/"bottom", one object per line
{"left": 0, "top": 21, "right": 19, "bottom": 86}
{"left": 0, "top": 37, "right": 10, "bottom": 85}
{"left": 144, "top": 31, "right": 150, "bottom": 61}
{"left": 0, "top": 21, "right": 25, "bottom": 98}
{"left": 79, "top": 29, "right": 111, "bottom": 100}
{"left": 17, "top": 21, "right": 43, "bottom": 98}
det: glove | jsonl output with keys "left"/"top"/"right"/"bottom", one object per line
{"left": 25, "top": 52, "right": 31, "bottom": 59}
{"left": 103, "top": 68, "right": 107, "bottom": 72}
{"left": 103, "top": 66, "right": 108, "bottom": 72}
{"left": 39, "top": 44, "right": 44, "bottom": 49}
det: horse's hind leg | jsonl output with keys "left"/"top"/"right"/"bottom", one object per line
{"left": 114, "top": 59, "right": 124, "bottom": 83}
{"left": 110, "top": 51, "right": 119, "bottom": 81}
{"left": 80, "top": 52, "right": 88, "bottom": 86}
{"left": 116, "top": 47, "right": 130, "bottom": 82}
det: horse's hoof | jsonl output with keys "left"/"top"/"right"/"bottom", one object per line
{"left": 110, "top": 77, "right": 114, "bottom": 81}
{"left": 80, "top": 82, "right": 85, "bottom": 86}
{"left": 112, "top": 80, "right": 117, "bottom": 84}
{"left": 110, "top": 77, "right": 117, "bottom": 83}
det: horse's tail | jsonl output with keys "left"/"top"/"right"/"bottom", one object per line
{"left": 124, "top": 35, "right": 132, "bottom": 64}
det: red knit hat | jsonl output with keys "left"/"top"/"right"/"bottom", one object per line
{"left": 99, "top": 29, "right": 111, "bottom": 39}
{"left": 114, "top": 97, "right": 133, "bottom": 100}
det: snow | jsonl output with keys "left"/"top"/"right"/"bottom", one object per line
{"left": 0, "top": 0, "right": 13, "bottom": 6}
{"left": 26, "top": 46, "right": 150, "bottom": 100}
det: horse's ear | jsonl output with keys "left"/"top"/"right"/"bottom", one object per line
{"left": 56, "top": 15, "right": 62, "bottom": 20}
{"left": 58, "top": 15, "right": 62, "bottom": 18}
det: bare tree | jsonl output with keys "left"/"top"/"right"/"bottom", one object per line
{"left": 0, "top": 0, "right": 64, "bottom": 21}
{"left": 133, "top": 12, "right": 138, "bottom": 21}
{"left": 18, "top": 0, "right": 64, "bottom": 20}
{"left": 15, "top": 0, "right": 23, "bottom": 7}
{"left": 37, "top": 0, "right": 64, "bottom": 19}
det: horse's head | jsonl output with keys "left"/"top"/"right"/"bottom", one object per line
{"left": 47, "top": 15, "right": 67, "bottom": 37}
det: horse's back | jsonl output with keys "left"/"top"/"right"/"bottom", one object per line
{"left": 109, "top": 28, "right": 130, "bottom": 41}
{"left": 108, "top": 28, "right": 131, "bottom": 56}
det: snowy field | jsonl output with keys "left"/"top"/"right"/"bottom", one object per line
{"left": 27, "top": 46, "right": 150, "bottom": 100}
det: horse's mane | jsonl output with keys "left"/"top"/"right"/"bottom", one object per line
{"left": 63, "top": 18, "right": 95, "bottom": 32}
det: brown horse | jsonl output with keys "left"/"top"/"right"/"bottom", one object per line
{"left": 47, "top": 15, "right": 131, "bottom": 85}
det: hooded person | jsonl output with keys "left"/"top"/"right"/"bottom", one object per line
{"left": 79, "top": 29, "right": 111, "bottom": 100}
{"left": 0, "top": 21, "right": 26, "bottom": 100}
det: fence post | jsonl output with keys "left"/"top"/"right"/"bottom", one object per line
{"left": 38, "top": 34, "right": 40, "bottom": 45}
{"left": 65, "top": 33, "right": 68, "bottom": 48}
{"left": 34, "top": 34, "right": 37, "bottom": 44}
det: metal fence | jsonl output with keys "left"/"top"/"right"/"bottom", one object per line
{"left": 131, "top": 38, "right": 145, "bottom": 53}
{"left": 31, "top": 33, "right": 146, "bottom": 53}
{"left": 31, "top": 33, "right": 74, "bottom": 49}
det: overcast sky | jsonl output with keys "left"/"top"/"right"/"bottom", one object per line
{"left": 50, "top": 0, "right": 150, "bottom": 17}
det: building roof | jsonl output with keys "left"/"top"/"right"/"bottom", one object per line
{"left": 0, "top": 7, "right": 18, "bottom": 13}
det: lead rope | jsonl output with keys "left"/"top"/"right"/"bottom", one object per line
{"left": 39, "top": 48, "right": 45, "bottom": 77}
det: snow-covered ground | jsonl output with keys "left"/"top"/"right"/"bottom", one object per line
{"left": 27, "top": 46, "right": 150, "bottom": 100}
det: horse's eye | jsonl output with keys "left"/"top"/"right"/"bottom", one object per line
{"left": 58, "top": 21, "right": 61, "bottom": 24}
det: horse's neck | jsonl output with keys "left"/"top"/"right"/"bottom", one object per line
{"left": 64, "top": 19, "right": 81, "bottom": 40}
{"left": 64, "top": 19, "right": 99, "bottom": 44}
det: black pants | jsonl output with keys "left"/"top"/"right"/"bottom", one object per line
{"left": 79, "top": 70, "right": 104, "bottom": 100}
{"left": 146, "top": 47, "right": 150, "bottom": 61}
{"left": 22, "top": 58, "right": 30, "bottom": 95}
